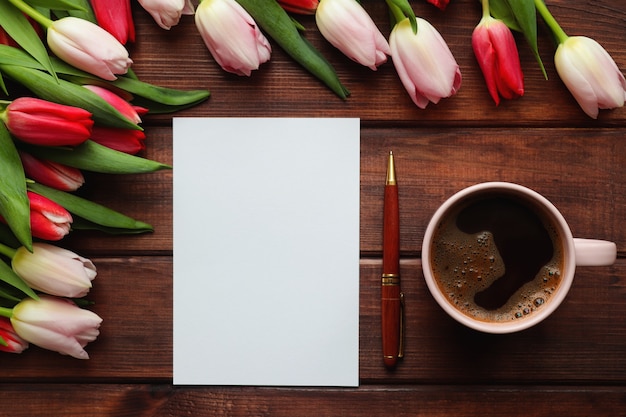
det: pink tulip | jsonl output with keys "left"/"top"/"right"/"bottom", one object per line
{"left": 82, "top": 85, "right": 143, "bottom": 124}
{"left": 389, "top": 17, "right": 461, "bottom": 109}
{"left": 12, "top": 243, "right": 96, "bottom": 298}
{"left": 19, "top": 151, "right": 84, "bottom": 192}
{"left": 90, "top": 126, "right": 146, "bottom": 154}
{"left": 3, "top": 97, "right": 93, "bottom": 146}
{"left": 90, "top": 0, "right": 135, "bottom": 44}
{"left": 555, "top": 36, "right": 626, "bottom": 119}
{"left": 11, "top": 295, "right": 102, "bottom": 359}
{"left": 138, "top": 0, "right": 195, "bottom": 30}
{"left": 47, "top": 17, "right": 132, "bottom": 80}
{"left": 277, "top": 0, "right": 319, "bottom": 15}
{"left": 0, "top": 317, "right": 28, "bottom": 354}
{"left": 315, "top": 0, "right": 390, "bottom": 70}
{"left": 472, "top": 16, "right": 524, "bottom": 105}
{"left": 195, "top": 0, "right": 271, "bottom": 76}
{"left": 27, "top": 191, "right": 73, "bottom": 241}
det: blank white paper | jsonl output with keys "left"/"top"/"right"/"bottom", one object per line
{"left": 173, "top": 118, "right": 360, "bottom": 387}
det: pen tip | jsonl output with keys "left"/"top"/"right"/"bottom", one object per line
{"left": 386, "top": 152, "right": 396, "bottom": 185}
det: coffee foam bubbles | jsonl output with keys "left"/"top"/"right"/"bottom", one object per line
{"left": 431, "top": 214, "right": 564, "bottom": 323}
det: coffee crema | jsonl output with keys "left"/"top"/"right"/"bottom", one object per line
{"left": 430, "top": 194, "right": 565, "bottom": 323}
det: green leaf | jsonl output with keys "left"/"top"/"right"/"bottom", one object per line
{"left": 0, "top": 124, "right": 31, "bottom": 251}
{"left": 0, "top": 257, "right": 38, "bottom": 300}
{"left": 28, "top": 182, "right": 154, "bottom": 233}
{"left": 0, "top": 1, "right": 58, "bottom": 81}
{"left": 490, "top": 0, "right": 547, "bottom": 79}
{"left": 235, "top": 0, "right": 349, "bottom": 99}
{"left": 49, "top": 0, "right": 96, "bottom": 21}
{"left": 0, "top": 63, "right": 141, "bottom": 129}
{"left": 62, "top": 73, "right": 211, "bottom": 114}
{"left": 22, "top": 0, "right": 87, "bottom": 11}
{"left": 70, "top": 217, "right": 154, "bottom": 234}
{"left": 21, "top": 140, "right": 170, "bottom": 174}
{"left": 0, "top": 46, "right": 211, "bottom": 114}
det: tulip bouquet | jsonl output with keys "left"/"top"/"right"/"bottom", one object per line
{"left": 0, "top": 0, "right": 209, "bottom": 359}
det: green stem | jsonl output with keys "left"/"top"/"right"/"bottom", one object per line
{"left": 6, "top": 0, "right": 53, "bottom": 29}
{"left": 481, "top": 0, "right": 490, "bottom": 19}
{"left": 0, "top": 242, "right": 16, "bottom": 260}
{"left": 385, "top": 1, "right": 405, "bottom": 25}
{"left": 534, "top": 0, "right": 568, "bottom": 44}
{"left": 0, "top": 306, "right": 13, "bottom": 318}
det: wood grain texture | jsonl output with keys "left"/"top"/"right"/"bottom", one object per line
{"left": 4, "top": 0, "right": 625, "bottom": 414}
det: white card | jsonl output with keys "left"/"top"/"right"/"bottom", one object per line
{"left": 173, "top": 118, "right": 360, "bottom": 386}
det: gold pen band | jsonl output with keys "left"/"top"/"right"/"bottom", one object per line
{"left": 382, "top": 273, "right": 400, "bottom": 286}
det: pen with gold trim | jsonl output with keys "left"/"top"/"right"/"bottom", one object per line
{"left": 382, "top": 151, "right": 404, "bottom": 368}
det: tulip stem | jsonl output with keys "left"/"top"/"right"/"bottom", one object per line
{"left": 480, "top": 0, "right": 490, "bottom": 19}
{"left": 534, "top": 0, "right": 568, "bottom": 44}
{"left": 6, "top": 0, "right": 52, "bottom": 29}
{"left": 0, "top": 306, "right": 12, "bottom": 318}
{"left": 0, "top": 243, "right": 17, "bottom": 260}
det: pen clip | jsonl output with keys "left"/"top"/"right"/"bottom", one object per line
{"left": 398, "top": 292, "right": 405, "bottom": 359}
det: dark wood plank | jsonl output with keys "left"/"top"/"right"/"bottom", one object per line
{"left": 0, "top": 384, "right": 625, "bottom": 416}
{"left": 361, "top": 127, "right": 626, "bottom": 254}
{"left": 2, "top": 256, "right": 624, "bottom": 385}
{"left": 0, "top": 257, "right": 172, "bottom": 381}
{"left": 359, "top": 259, "right": 626, "bottom": 384}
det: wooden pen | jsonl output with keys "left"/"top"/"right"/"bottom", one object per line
{"left": 382, "top": 151, "right": 404, "bottom": 368}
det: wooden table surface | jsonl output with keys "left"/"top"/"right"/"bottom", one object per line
{"left": 1, "top": 0, "right": 624, "bottom": 415}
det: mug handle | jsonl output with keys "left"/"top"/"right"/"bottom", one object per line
{"left": 573, "top": 238, "right": 617, "bottom": 266}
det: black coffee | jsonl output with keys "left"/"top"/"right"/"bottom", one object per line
{"left": 430, "top": 193, "right": 564, "bottom": 322}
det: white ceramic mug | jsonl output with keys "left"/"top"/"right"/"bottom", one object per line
{"left": 421, "top": 182, "right": 617, "bottom": 333}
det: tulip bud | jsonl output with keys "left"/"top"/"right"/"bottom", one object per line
{"left": 138, "top": 0, "right": 195, "bottom": 30}
{"left": 90, "top": 0, "right": 136, "bottom": 44}
{"left": 389, "top": 17, "right": 461, "bottom": 109}
{"left": 315, "top": 0, "right": 390, "bottom": 70}
{"left": 426, "top": 0, "right": 449, "bottom": 11}
{"left": 27, "top": 191, "right": 73, "bottom": 241}
{"left": 195, "top": 0, "right": 272, "bottom": 76}
{"left": 19, "top": 151, "right": 84, "bottom": 192}
{"left": 554, "top": 36, "right": 626, "bottom": 119}
{"left": 277, "top": 0, "right": 319, "bottom": 15}
{"left": 472, "top": 16, "right": 524, "bottom": 105}
{"left": 12, "top": 243, "right": 96, "bottom": 298}
{"left": 82, "top": 85, "right": 143, "bottom": 124}
{"left": 11, "top": 295, "right": 102, "bottom": 359}
{"left": 47, "top": 17, "right": 133, "bottom": 81}
{"left": 0, "top": 317, "right": 28, "bottom": 354}
{"left": 90, "top": 126, "right": 146, "bottom": 154}
{"left": 2, "top": 97, "right": 93, "bottom": 146}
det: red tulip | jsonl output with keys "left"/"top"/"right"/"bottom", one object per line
{"left": 3, "top": 97, "right": 93, "bottom": 146}
{"left": 277, "top": 0, "right": 319, "bottom": 14}
{"left": 0, "top": 317, "right": 28, "bottom": 354}
{"left": 426, "top": 0, "right": 450, "bottom": 11}
{"left": 19, "top": 151, "right": 84, "bottom": 192}
{"left": 90, "top": 126, "right": 146, "bottom": 154}
{"left": 27, "top": 191, "right": 73, "bottom": 241}
{"left": 82, "top": 85, "right": 144, "bottom": 124}
{"left": 472, "top": 16, "right": 524, "bottom": 105}
{"left": 90, "top": 0, "right": 135, "bottom": 44}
